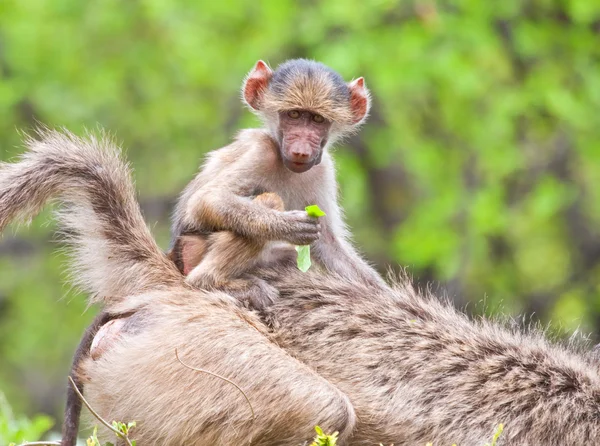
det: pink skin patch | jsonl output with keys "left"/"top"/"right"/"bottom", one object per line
{"left": 90, "top": 318, "right": 128, "bottom": 361}
{"left": 244, "top": 60, "right": 273, "bottom": 110}
{"left": 278, "top": 110, "right": 331, "bottom": 173}
{"left": 348, "top": 77, "right": 369, "bottom": 124}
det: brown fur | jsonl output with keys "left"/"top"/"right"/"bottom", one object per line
{"left": 148, "top": 200, "right": 600, "bottom": 445}
{"left": 0, "top": 128, "right": 182, "bottom": 305}
{"left": 258, "top": 265, "right": 600, "bottom": 445}
{"left": 172, "top": 59, "right": 385, "bottom": 292}
{"left": 7, "top": 129, "right": 600, "bottom": 445}
{"left": 0, "top": 129, "right": 356, "bottom": 445}
{"left": 81, "top": 289, "right": 356, "bottom": 445}
{"left": 261, "top": 69, "right": 355, "bottom": 124}
{"left": 249, "top": 59, "right": 371, "bottom": 131}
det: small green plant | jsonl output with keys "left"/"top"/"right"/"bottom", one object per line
{"left": 296, "top": 204, "right": 326, "bottom": 272}
{"left": 86, "top": 426, "right": 102, "bottom": 446}
{"left": 86, "top": 422, "right": 137, "bottom": 446}
{"left": 1, "top": 392, "right": 54, "bottom": 445}
{"left": 309, "top": 425, "right": 338, "bottom": 446}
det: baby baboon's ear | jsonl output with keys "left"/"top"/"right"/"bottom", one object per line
{"left": 243, "top": 60, "right": 273, "bottom": 110}
{"left": 348, "top": 77, "right": 371, "bottom": 124}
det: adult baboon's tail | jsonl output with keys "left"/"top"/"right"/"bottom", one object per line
{"left": 0, "top": 128, "right": 182, "bottom": 304}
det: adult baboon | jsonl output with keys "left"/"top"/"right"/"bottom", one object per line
{"left": 5, "top": 129, "right": 600, "bottom": 445}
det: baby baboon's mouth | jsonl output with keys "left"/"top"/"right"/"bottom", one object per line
{"left": 284, "top": 158, "right": 314, "bottom": 173}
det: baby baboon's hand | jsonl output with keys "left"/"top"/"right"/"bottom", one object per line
{"left": 280, "top": 210, "right": 321, "bottom": 245}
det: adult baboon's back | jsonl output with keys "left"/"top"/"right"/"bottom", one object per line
{"left": 260, "top": 266, "right": 600, "bottom": 445}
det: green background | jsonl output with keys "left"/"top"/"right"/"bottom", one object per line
{"left": 1, "top": 0, "right": 599, "bottom": 437}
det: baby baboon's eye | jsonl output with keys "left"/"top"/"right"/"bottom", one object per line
{"left": 312, "top": 114, "right": 325, "bottom": 123}
{"left": 288, "top": 110, "right": 301, "bottom": 119}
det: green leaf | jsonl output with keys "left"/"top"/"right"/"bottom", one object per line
{"left": 0, "top": 394, "right": 54, "bottom": 443}
{"left": 305, "top": 204, "right": 326, "bottom": 217}
{"left": 295, "top": 204, "right": 325, "bottom": 272}
{"left": 492, "top": 423, "right": 504, "bottom": 445}
{"left": 296, "top": 245, "right": 312, "bottom": 272}
{"left": 310, "top": 425, "right": 339, "bottom": 446}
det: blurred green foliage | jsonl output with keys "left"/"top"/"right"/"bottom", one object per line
{"left": 1, "top": 0, "right": 600, "bottom": 433}
{"left": 1, "top": 392, "right": 54, "bottom": 444}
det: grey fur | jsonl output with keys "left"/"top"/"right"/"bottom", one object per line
{"left": 258, "top": 265, "right": 600, "bottom": 445}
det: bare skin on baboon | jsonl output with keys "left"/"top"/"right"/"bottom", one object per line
{"left": 0, "top": 130, "right": 356, "bottom": 446}
{"left": 170, "top": 58, "right": 386, "bottom": 308}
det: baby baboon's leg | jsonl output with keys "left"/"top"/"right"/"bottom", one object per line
{"left": 185, "top": 193, "right": 285, "bottom": 309}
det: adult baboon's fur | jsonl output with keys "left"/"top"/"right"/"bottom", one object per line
{"left": 175, "top": 218, "right": 600, "bottom": 445}
{"left": 0, "top": 129, "right": 356, "bottom": 445}
{"left": 4, "top": 129, "right": 600, "bottom": 445}
{"left": 257, "top": 265, "right": 600, "bottom": 445}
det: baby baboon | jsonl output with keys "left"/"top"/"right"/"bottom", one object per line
{"left": 170, "top": 58, "right": 386, "bottom": 305}
{"left": 0, "top": 129, "right": 356, "bottom": 445}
